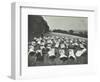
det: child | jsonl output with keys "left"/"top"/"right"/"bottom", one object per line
{"left": 36, "top": 47, "right": 43, "bottom": 62}
{"left": 28, "top": 52, "right": 37, "bottom": 66}
{"left": 75, "top": 44, "right": 87, "bottom": 57}
{"left": 68, "top": 49, "right": 76, "bottom": 60}
{"left": 59, "top": 49, "right": 68, "bottom": 62}
{"left": 48, "top": 47, "right": 56, "bottom": 60}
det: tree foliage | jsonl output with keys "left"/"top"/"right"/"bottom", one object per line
{"left": 28, "top": 15, "right": 50, "bottom": 41}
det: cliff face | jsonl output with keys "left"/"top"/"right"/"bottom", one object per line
{"left": 28, "top": 15, "right": 49, "bottom": 42}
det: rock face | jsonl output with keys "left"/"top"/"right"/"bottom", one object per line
{"left": 28, "top": 15, "right": 49, "bottom": 42}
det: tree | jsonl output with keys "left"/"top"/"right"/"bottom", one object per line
{"left": 69, "top": 30, "right": 74, "bottom": 34}
{"left": 28, "top": 15, "right": 50, "bottom": 41}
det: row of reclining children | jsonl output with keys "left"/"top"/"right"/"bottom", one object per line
{"left": 28, "top": 36, "right": 87, "bottom": 63}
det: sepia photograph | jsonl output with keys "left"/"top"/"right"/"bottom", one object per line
{"left": 28, "top": 15, "right": 88, "bottom": 66}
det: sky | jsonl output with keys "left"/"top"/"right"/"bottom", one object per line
{"left": 43, "top": 16, "right": 88, "bottom": 31}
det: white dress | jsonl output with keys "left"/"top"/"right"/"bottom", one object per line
{"left": 60, "top": 43, "right": 65, "bottom": 49}
{"left": 48, "top": 48, "right": 55, "bottom": 57}
{"left": 37, "top": 40, "right": 41, "bottom": 44}
{"left": 68, "top": 49, "right": 76, "bottom": 59}
{"left": 59, "top": 49, "right": 67, "bottom": 58}
{"left": 55, "top": 42, "right": 59, "bottom": 48}
{"left": 28, "top": 46, "right": 34, "bottom": 53}
{"left": 75, "top": 48, "right": 86, "bottom": 57}
{"left": 36, "top": 49, "right": 42, "bottom": 56}
{"left": 47, "top": 39, "right": 52, "bottom": 44}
